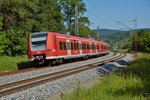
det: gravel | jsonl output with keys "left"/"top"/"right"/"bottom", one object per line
{"left": 1, "top": 68, "right": 99, "bottom": 100}
{"left": 0, "top": 53, "right": 134, "bottom": 100}
{"left": 0, "top": 52, "right": 115, "bottom": 86}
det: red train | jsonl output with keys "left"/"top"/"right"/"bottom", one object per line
{"left": 27, "top": 32, "right": 110, "bottom": 65}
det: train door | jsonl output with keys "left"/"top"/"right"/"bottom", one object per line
{"left": 79, "top": 41, "right": 82, "bottom": 55}
{"left": 90, "top": 42, "right": 92, "bottom": 54}
{"left": 95, "top": 43, "right": 97, "bottom": 53}
{"left": 66, "top": 40, "right": 71, "bottom": 56}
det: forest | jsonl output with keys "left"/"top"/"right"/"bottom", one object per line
{"left": 0, "top": 0, "right": 98, "bottom": 56}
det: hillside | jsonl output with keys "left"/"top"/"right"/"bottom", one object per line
{"left": 92, "top": 29, "right": 127, "bottom": 36}
{"left": 94, "top": 28, "right": 150, "bottom": 50}
{"left": 93, "top": 28, "right": 150, "bottom": 36}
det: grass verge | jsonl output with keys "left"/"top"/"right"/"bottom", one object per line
{"left": 0, "top": 55, "right": 28, "bottom": 72}
{"left": 64, "top": 52, "right": 150, "bottom": 100}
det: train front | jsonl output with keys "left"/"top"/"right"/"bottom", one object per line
{"left": 27, "top": 32, "right": 48, "bottom": 65}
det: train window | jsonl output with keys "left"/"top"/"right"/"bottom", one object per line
{"left": 31, "top": 32, "right": 47, "bottom": 38}
{"left": 103, "top": 45, "right": 105, "bottom": 50}
{"left": 74, "top": 43, "right": 77, "bottom": 50}
{"left": 77, "top": 43, "right": 79, "bottom": 50}
{"left": 87, "top": 44, "right": 88, "bottom": 50}
{"left": 63, "top": 42, "right": 66, "bottom": 50}
{"left": 93, "top": 44, "right": 95, "bottom": 50}
{"left": 84, "top": 44, "right": 87, "bottom": 50}
{"left": 97, "top": 45, "right": 99, "bottom": 50}
{"left": 76, "top": 43, "right": 77, "bottom": 50}
{"left": 82, "top": 44, "right": 84, "bottom": 50}
{"left": 92, "top": 44, "right": 94, "bottom": 50}
{"left": 71, "top": 43, "right": 73, "bottom": 50}
{"left": 74, "top": 43, "right": 76, "bottom": 50}
{"left": 83, "top": 44, "right": 84, "bottom": 50}
{"left": 88, "top": 44, "right": 90, "bottom": 50}
{"left": 76, "top": 43, "right": 78, "bottom": 50}
{"left": 93, "top": 45, "right": 95, "bottom": 50}
{"left": 86, "top": 44, "right": 88, "bottom": 50}
{"left": 59, "top": 42, "right": 63, "bottom": 50}
{"left": 83, "top": 44, "right": 85, "bottom": 50}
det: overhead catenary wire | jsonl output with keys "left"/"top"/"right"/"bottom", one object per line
{"left": 84, "top": 0, "right": 118, "bottom": 22}
{"left": 84, "top": 0, "right": 119, "bottom": 28}
{"left": 86, "top": 10, "right": 117, "bottom": 29}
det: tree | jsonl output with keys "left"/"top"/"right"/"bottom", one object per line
{"left": 0, "top": 0, "right": 37, "bottom": 31}
{"left": 0, "top": 0, "right": 38, "bottom": 55}
{"left": 0, "top": 16, "right": 4, "bottom": 54}
{"left": 33, "top": 0, "right": 64, "bottom": 32}
{"left": 58, "top": 0, "right": 88, "bottom": 35}
{"left": 134, "top": 30, "right": 150, "bottom": 52}
{"left": 0, "top": 16, "right": 9, "bottom": 55}
{"left": 0, "top": 0, "right": 96, "bottom": 56}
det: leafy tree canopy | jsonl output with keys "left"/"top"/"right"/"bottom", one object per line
{"left": 0, "top": 0, "right": 96, "bottom": 56}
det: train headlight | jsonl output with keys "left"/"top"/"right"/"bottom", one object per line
{"left": 28, "top": 51, "right": 31, "bottom": 54}
{"left": 47, "top": 49, "right": 51, "bottom": 53}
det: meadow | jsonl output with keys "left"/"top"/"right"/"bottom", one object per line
{"left": 64, "top": 52, "right": 150, "bottom": 100}
{"left": 0, "top": 55, "right": 28, "bottom": 72}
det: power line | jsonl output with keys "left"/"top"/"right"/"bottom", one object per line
{"left": 86, "top": 10, "right": 117, "bottom": 28}
{"left": 84, "top": 0, "right": 118, "bottom": 23}
{"left": 83, "top": 0, "right": 119, "bottom": 29}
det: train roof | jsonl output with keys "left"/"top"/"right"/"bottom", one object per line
{"left": 31, "top": 32, "right": 108, "bottom": 45}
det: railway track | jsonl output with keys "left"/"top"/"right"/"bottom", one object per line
{"left": 0, "top": 52, "right": 125, "bottom": 97}
{"left": 0, "top": 53, "right": 110, "bottom": 77}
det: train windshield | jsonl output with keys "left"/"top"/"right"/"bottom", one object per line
{"left": 31, "top": 32, "right": 48, "bottom": 51}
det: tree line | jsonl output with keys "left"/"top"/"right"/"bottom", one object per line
{"left": 133, "top": 30, "right": 150, "bottom": 52}
{"left": 103, "top": 30, "right": 150, "bottom": 52}
{"left": 0, "top": 0, "right": 98, "bottom": 56}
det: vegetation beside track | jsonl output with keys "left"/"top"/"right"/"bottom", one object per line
{"left": 64, "top": 52, "right": 150, "bottom": 100}
{"left": 0, "top": 55, "right": 28, "bottom": 72}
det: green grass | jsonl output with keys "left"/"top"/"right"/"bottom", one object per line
{"left": 0, "top": 55, "right": 28, "bottom": 72}
{"left": 64, "top": 52, "right": 150, "bottom": 100}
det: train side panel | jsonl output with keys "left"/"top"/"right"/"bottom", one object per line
{"left": 28, "top": 32, "right": 110, "bottom": 64}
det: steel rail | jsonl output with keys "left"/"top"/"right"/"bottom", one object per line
{"left": 0, "top": 52, "right": 125, "bottom": 97}
{"left": 0, "top": 53, "right": 111, "bottom": 77}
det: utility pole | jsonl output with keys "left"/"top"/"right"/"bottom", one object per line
{"left": 97, "top": 26, "right": 100, "bottom": 40}
{"left": 132, "top": 18, "right": 137, "bottom": 31}
{"left": 117, "top": 21, "right": 133, "bottom": 50}
{"left": 75, "top": 5, "right": 79, "bottom": 36}
{"left": 117, "top": 21, "right": 133, "bottom": 40}
{"left": 132, "top": 18, "right": 138, "bottom": 51}
{"left": 132, "top": 18, "right": 137, "bottom": 36}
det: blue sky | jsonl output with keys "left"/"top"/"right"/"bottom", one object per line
{"left": 83, "top": 0, "right": 150, "bottom": 29}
